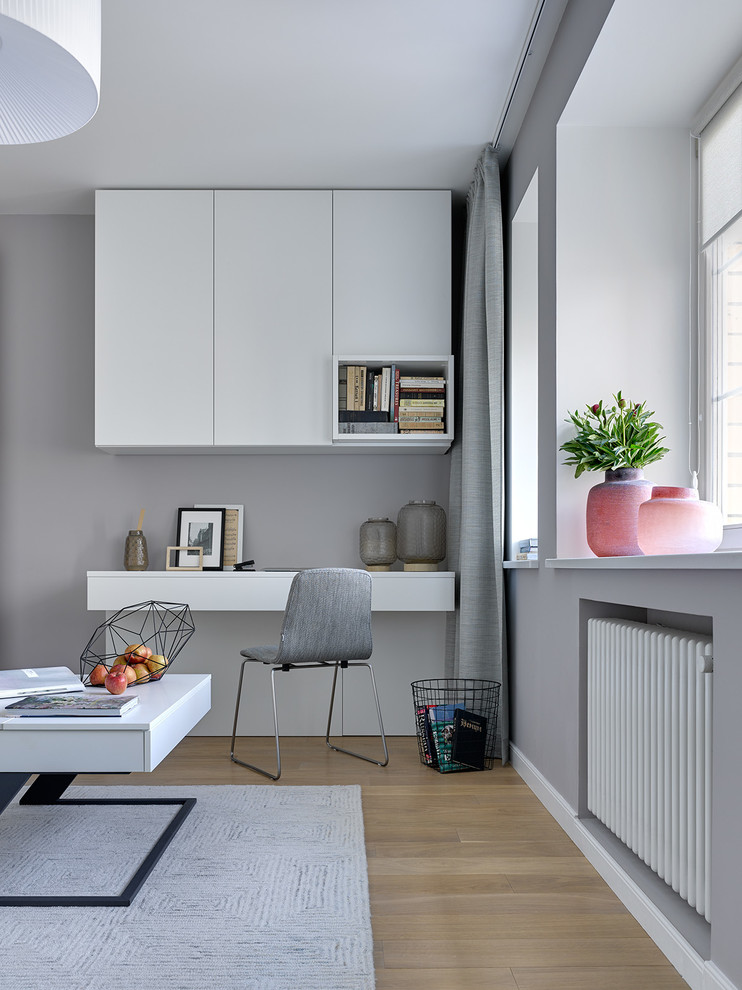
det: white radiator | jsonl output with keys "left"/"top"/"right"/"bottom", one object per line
{"left": 587, "top": 617, "right": 713, "bottom": 922}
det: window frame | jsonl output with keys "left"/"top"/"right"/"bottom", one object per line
{"left": 696, "top": 68, "right": 742, "bottom": 549}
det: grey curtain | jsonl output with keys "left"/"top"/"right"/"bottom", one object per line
{"left": 445, "top": 145, "right": 509, "bottom": 763}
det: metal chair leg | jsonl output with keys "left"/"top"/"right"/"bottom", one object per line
{"left": 326, "top": 662, "right": 389, "bottom": 767}
{"left": 230, "top": 661, "right": 282, "bottom": 780}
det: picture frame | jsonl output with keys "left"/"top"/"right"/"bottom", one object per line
{"left": 165, "top": 546, "right": 203, "bottom": 571}
{"left": 194, "top": 504, "right": 244, "bottom": 570}
{"left": 175, "top": 507, "right": 226, "bottom": 571}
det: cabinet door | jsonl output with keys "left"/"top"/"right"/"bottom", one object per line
{"left": 95, "top": 190, "right": 214, "bottom": 447}
{"left": 333, "top": 190, "right": 451, "bottom": 355}
{"left": 213, "top": 191, "right": 333, "bottom": 447}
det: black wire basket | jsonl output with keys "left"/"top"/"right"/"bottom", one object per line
{"left": 411, "top": 678, "right": 501, "bottom": 772}
{"left": 80, "top": 600, "right": 195, "bottom": 686}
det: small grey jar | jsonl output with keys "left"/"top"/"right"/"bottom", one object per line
{"left": 359, "top": 518, "right": 397, "bottom": 571}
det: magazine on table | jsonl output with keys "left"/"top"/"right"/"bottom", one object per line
{"left": 5, "top": 693, "right": 140, "bottom": 717}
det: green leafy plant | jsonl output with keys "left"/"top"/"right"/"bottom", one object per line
{"left": 560, "top": 391, "right": 669, "bottom": 478}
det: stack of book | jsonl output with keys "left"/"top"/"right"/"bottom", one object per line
{"left": 397, "top": 374, "right": 446, "bottom": 434}
{"left": 338, "top": 365, "right": 397, "bottom": 434}
{"left": 338, "top": 365, "right": 447, "bottom": 436}
{"left": 515, "top": 538, "right": 538, "bottom": 561}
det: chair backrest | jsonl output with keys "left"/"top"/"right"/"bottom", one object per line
{"left": 276, "top": 568, "right": 373, "bottom": 664}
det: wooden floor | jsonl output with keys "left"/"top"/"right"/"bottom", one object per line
{"left": 79, "top": 736, "right": 688, "bottom": 990}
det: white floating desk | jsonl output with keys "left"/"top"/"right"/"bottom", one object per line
{"left": 87, "top": 570, "right": 455, "bottom": 613}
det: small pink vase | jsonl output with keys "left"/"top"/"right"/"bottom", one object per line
{"left": 586, "top": 468, "right": 653, "bottom": 557}
{"left": 637, "top": 486, "right": 723, "bottom": 555}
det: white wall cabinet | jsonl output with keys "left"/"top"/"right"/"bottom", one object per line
{"left": 333, "top": 190, "right": 451, "bottom": 354}
{"left": 95, "top": 190, "right": 214, "bottom": 448}
{"left": 213, "top": 191, "right": 333, "bottom": 447}
{"left": 95, "top": 188, "right": 451, "bottom": 453}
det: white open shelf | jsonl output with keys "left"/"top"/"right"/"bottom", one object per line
{"left": 332, "top": 355, "right": 454, "bottom": 451}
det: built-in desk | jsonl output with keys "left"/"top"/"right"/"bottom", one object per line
{"left": 87, "top": 570, "right": 455, "bottom": 612}
{"left": 86, "top": 570, "right": 455, "bottom": 737}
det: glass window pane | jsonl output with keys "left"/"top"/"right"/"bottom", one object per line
{"left": 708, "top": 213, "right": 742, "bottom": 523}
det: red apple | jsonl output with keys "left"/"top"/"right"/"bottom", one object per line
{"left": 105, "top": 670, "right": 127, "bottom": 694}
{"left": 89, "top": 663, "right": 108, "bottom": 686}
{"left": 146, "top": 655, "right": 168, "bottom": 681}
{"left": 110, "top": 662, "right": 136, "bottom": 683}
{"left": 124, "top": 643, "right": 150, "bottom": 662}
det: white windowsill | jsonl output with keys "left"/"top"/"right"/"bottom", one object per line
{"left": 503, "top": 560, "right": 539, "bottom": 569}
{"left": 545, "top": 551, "right": 742, "bottom": 570}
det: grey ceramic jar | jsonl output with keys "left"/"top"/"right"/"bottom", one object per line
{"left": 359, "top": 518, "right": 397, "bottom": 570}
{"left": 396, "top": 500, "right": 446, "bottom": 570}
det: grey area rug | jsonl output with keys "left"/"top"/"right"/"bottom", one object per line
{"left": 0, "top": 784, "right": 375, "bottom": 990}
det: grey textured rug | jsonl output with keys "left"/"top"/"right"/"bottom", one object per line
{"left": 0, "top": 784, "right": 375, "bottom": 990}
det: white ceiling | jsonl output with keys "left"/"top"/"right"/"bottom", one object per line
{"left": 560, "top": 0, "right": 742, "bottom": 127}
{"left": 0, "top": 0, "right": 543, "bottom": 214}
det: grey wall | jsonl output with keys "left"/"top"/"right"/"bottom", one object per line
{"left": 503, "top": 1, "right": 742, "bottom": 985}
{"left": 0, "top": 215, "right": 450, "bottom": 670}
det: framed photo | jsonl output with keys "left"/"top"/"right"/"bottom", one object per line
{"left": 165, "top": 546, "right": 203, "bottom": 571}
{"left": 176, "top": 507, "right": 226, "bottom": 571}
{"left": 194, "top": 504, "right": 244, "bottom": 570}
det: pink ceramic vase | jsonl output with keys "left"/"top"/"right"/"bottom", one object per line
{"left": 637, "top": 486, "right": 723, "bottom": 555}
{"left": 586, "top": 468, "right": 653, "bottom": 557}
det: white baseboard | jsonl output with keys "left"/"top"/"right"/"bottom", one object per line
{"left": 510, "top": 744, "right": 739, "bottom": 990}
{"left": 704, "top": 964, "right": 741, "bottom": 990}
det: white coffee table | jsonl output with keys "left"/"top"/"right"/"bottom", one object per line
{"left": 0, "top": 673, "right": 210, "bottom": 907}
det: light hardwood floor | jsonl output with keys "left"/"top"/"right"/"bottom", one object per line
{"left": 80, "top": 736, "right": 688, "bottom": 990}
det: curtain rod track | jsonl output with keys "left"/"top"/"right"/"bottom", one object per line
{"left": 491, "top": 0, "right": 548, "bottom": 150}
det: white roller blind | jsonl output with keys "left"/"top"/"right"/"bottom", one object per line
{"left": 699, "top": 82, "right": 742, "bottom": 248}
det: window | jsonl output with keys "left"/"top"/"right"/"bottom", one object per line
{"left": 699, "top": 77, "right": 742, "bottom": 532}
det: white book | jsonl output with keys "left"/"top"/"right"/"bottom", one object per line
{"left": 0, "top": 666, "right": 85, "bottom": 700}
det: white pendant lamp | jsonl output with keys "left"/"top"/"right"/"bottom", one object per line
{"left": 0, "top": 0, "right": 100, "bottom": 144}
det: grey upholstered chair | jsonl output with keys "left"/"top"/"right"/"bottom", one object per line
{"left": 230, "top": 567, "right": 389, "bottom": 779}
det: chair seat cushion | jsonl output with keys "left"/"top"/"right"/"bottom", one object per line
{"left": 240, "top": 645, "right": 280, "bottom": 663}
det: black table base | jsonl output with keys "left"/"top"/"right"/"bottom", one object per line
{"left": 0, "top": 772, "right": 195, "bottom": 907}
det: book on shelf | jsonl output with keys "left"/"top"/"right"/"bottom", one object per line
{"left": 356, "top": 366, "right": 367, "bottom": 410}
{"left": 515, "top": 552, "right": 538, "bottom": 560}
{"left": 451, "top": 709, "right": 488, "bottom": 770}
{"left": 399, "top": 429, "right": 446, "bottom": 435}
{"left": 338, "top": 366, "right": 348, "bottom": 411}
{"left": 397, "top": 389, "right": 445, "bottom": 400}
{"left": 399, "top": 422, "right": 445, "bottom": 430}
{"left": 343, "top": 366, "right": 356, "bottom": 410}
{"left": 381, "top": 366, "right": 391, "bottom": 413}
{"left": 366, "top": 370, "right": 376, "bottom": 412}
{"left": 338, "top": 410, "right": 391, "bottom": 423}
{"left": 398, "top": 414, "right": 444, "bottom": 423}
{"left": 399, "top": 376, "right": 446, "bottom": 387}
{"left": 337, "top": 422, "right": 399, "bottom": 434}
{"left": 392, "top": 366, "right": 400, "bottom": 422}
{"left": 398, "top": 398, "right": 445, "bottom": 408}
{"left": 5, "top": 693, "right": 141, "bottom": 717}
